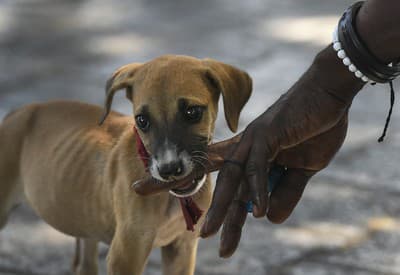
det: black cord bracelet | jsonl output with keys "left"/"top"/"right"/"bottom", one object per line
{"left": 337, "top": 1, "right": 400, "bottom": 83}
{"left": 333, "top": 1, "right": 400, "bottom": 142}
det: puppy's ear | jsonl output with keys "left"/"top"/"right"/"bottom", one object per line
{"left": 99, "top": 63, "right": 142, "bottom": 125}
{"left": 203, "top": 59, "right": 252, "bottom": 132}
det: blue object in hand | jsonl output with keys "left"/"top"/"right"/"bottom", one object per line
{"left": 246, "top": 165, "right": 286, "bottom": 213}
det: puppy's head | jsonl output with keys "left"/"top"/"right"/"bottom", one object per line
{"left": 100, "top": 55, "right": 251, "bottom": 194}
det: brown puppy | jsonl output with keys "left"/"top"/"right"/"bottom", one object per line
{"left": 0, "top": 55, "right": 251, "bottom": 275}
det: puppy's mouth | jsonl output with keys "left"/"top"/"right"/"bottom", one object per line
{"left": 169, "top": 174, "right": 207, "bottom": 198}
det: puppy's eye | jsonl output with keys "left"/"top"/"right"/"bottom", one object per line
{"left": 135, "top": 114, "right": 150, "bottom": 131}
{"left": 184, "top": 106, "right": 204, "bottom": 123}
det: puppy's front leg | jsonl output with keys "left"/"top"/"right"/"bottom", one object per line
{"left": 107, "top": 227, "right": 155, "bottom": 275}
{"left": 74, "top": 238, "right": 98, "bottom": 275}
{"left": 161, "top": 232, "right": 199, "bottom": 275}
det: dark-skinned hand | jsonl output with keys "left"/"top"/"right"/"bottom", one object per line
{"left": 204, "top": 1, "right": 400, "bottom": 257}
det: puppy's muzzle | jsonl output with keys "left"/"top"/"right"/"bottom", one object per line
{"left": 158, "top": 160, "right": 184, "bottom": 180}
{"left": 150, "top": 145, "right": 193, "bottom": 182}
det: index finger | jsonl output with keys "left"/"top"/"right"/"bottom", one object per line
{"left": 200, "top": 133, "right": 252, "bottom": 238}
{"left": 219, "top": 179, "right": 249, "bottom": 258}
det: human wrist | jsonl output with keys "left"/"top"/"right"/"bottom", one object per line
{"left": 309, "top": 46, "right": 365, "bottom": 103}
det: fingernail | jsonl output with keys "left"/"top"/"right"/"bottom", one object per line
{"left": 254, "top": 195, "right": 262, "bottom": 208}
{"left": 219, "top": 247, "right": 229, "bottom": 258}
{"left": 200, "top": 227, "right": 208, "bottom": 238}
{"left": 219, "top": 239, "right": 235, "bottom": 258}
{"left": 252, "top": 196, "right": 261, "bottom": 215}
{"left": 218, "top": 240, "right": 230, "bottom": 258}
{"left": 253, "top": 204, "right": 266, "bottom": 218}
{"left": 253, "top": 204, "right": 260, "bottom": 216}
{"left": 200, "top": 217, "right": 209, "bottom": 238}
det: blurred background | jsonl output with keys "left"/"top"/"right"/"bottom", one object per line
{"left": 1, "top": 0, "right": 400, "bottom": 274}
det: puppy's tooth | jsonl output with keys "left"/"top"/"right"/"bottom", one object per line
{"left": 131, "top": 180, "right": 142, "bottom": 187}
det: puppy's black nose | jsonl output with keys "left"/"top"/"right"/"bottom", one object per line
{"left": 158, "top": 161, "right": 184, "bottom": 179}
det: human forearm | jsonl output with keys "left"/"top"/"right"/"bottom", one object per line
{"left": 310, "top": 45, "right": 364, "bottom": 104}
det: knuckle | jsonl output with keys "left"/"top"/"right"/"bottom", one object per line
{"left": 264, "top": 139, "right": 278, "bottom": 157}
{"left": 223, "top": 164, "right": 241, "bottom": 176}
{"left": 241, "top": 126, "right": 255, "bottom": 142}
{"left": 245, "top": 161, "right": 259, "bottom": 177}
{"left": 244, "top": 123, "right": 266, "bottom": 142}
{"left": 244, "top": 121, "right": 258, "bottom": 133}
{"left": 231, "top": 198, "right": 248, "bottom": 209}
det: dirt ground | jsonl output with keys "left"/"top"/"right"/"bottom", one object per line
{"left": 1, "top": 0, "right": 400, "bottom": 274}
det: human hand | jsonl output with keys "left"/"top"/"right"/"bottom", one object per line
{"left": 204, "top": 0, "right": 400, "bottom": 255}
{"left": 200, "top": 46, "right": 365, "bottom": 257}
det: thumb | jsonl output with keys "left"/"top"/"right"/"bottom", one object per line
{"left": 267, "top": 168, "right": 315, "bottom": 223}
{"left": 207, "top": 133, "right": 243, "bottom": 171}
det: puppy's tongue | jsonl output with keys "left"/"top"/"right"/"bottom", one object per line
{"left": 179, "top": 197, "right": 203, "bottom": 231}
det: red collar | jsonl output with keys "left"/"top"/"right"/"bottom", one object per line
{"left": 134, "top": 127, "right": 150, "bottom": 168}
{"left": 134, "top": 127, "right": 203, "bottom": 231}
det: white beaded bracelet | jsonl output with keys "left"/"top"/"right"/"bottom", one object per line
{"left": 332, "top": 25, "right": 370, "bottom": 83}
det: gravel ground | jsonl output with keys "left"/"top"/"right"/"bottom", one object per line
{"left": 1, "top": 0, "right": 400, "bottom": 274}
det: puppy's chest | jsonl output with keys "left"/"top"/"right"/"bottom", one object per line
{"left": 153, "top": 198, "right": 192, "bottom": 247}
